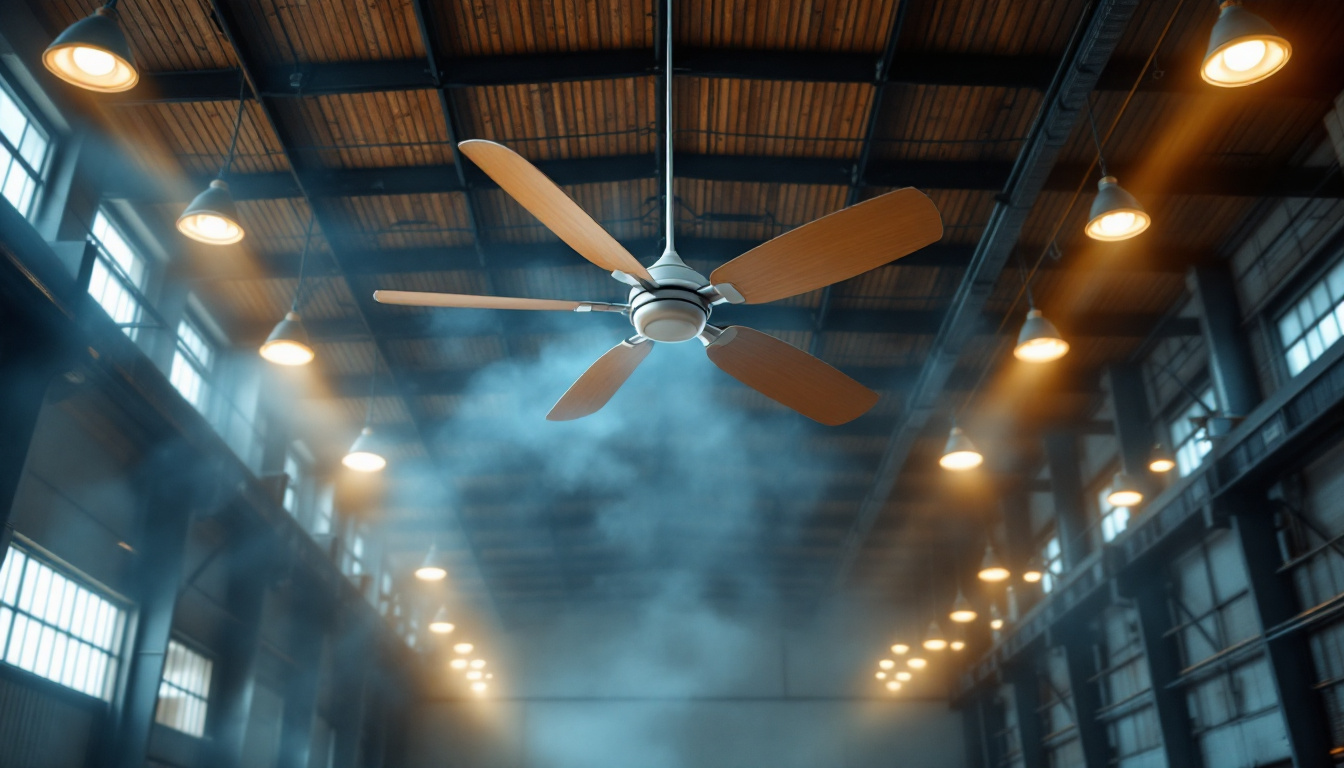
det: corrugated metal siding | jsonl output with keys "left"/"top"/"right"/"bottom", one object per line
{"left": 0, "top": 674, "right": 100, "bottom": 768}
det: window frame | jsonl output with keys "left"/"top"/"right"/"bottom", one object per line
{"left": 154, "top": 637, "right": 214, "bottom": 738}
{"left": 87, "top": 208, "right": 155, "bottom": 340}
{"left": 1276, "top": 254, "right": 1344, "bottom": 379}
{"left": 0, "top": 75, "right": 53, "bottom": 219}
{"left": 1040, "top": 534, "right": 1065, "bottom": 594}
{"left": 1167, "top": 386, "right": 1218, "bottom": 478}
{"left": 170, "top": 312, "right": 217, "bottom": 414}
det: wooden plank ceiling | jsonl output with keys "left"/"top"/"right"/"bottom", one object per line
{"left": 30, "top": 0, "right": 1344, "bottom": 617}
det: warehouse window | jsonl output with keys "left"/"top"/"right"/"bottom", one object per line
{"left": 171, "top": 316, "right": 214, "bottom": 413}
{"left": 88, "top": 210, "right": 150, "bottom": 339}
{"left": 1041, "top": 535, "right": 1064, "bottom": 594}
{"left": 0, "top": 81, "right": 51, "bottom": 217}
{"left": 311, "top": 483, "right": 334, "bottom": 536}
{"left": 1099, "top": 489, "right": 1131, "bottom": 543}
{"left": 0, "top": 544, "right": 127, "bottom": 701}
{"left": 1170, "top": 388, "right": 1216, "bottom": 477}
{"left": 155, "top": 640, "right": 212, "bottom": 737}
{"left": 1279, "top": 259, "right": 1344, "bottom": 376}
{"left": 283, "top": 449, "right": 304, "bottom": 518}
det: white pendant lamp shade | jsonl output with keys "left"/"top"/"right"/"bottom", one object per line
{"left": 977, "top": 544, "right": 1011, "bottom": 582}
{"left": 1107, "top": 472, "right": 1144, "bottom": 508}
{"left": 949, "top": 591, "right": 978, "bottom": 624}
{"left": 939, "top": 426, "right": 984, "bottom": 471}
{"left": 1201, "top": 1, "right": 1291, "bottom": 87}
{"left": 922, "top": 620, "right": 948, "bottom": 651}
{"left": 1085, "top": 177, "right": 1150, "bottom": 242}
{"left": 343, "top": 426, "right": 387, "bottom": 472}
{"left": 43, "top": 6, "right": 139, "bottom": 93}
{"left": 1014, "top": 309, "right": 1070, "bottom": 363}
{"left": 259, "top": 311, "right": 314, "bottom": 366}
{"left": 414, "top": 547, "right": 448, "bottom": 582}
{"left": 178, "top": 180, "right": 245, "bottom": 245}
{"left": 428, "top": 606, "right": 455, "bottom": 634}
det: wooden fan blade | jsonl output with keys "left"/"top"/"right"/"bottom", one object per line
{"left": 459, "top": 140, "right": 654, "bottom": 283}
{"left": 705, "top": 326, "right": 878, "bottom": 425}
{"left": 547, "top": 338, "right": 653, "bottom": 421}
{"left": 709, "top": 188, "right": 943, "bottom": 305}
{"left": 374, "top": 290, "right": 584, "bottom": 311}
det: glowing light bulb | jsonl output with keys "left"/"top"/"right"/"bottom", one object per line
{"left": 939, "top": 450, "right": 983, "bottom": 471}
{"left": 429, "top": 621, "right": 455, "bottom": 635}
{"left": 259, "top": 339, "right": 314, "bottom": 366}
{"left": 896, "top": 672, "right": 912, "bottom": 682}
{"left": 878, "top": 659, "right": 895, "bottom": 670}
{"left": 466, "top": 670, "right": 483, "bottom": 680}
{"left": 876, "top": 671, "right": 887, "bottom": 680}
{"left": 1108, "top": 489, "right": 1144, "bottom": 507}
{"left": 1014, "top": 337, "right": 1070, "bottom": 363}
{"left": 949, "top": 609, "right": 977, "bottom": 624}
{"left": 449, "top": 659, "right": 468, "bottom": 670}
{"left": 342, "top": 450, "right": 386, "bottom": 472}
{"left": 1222, "top": 39, "right": 1267, "bottom": 71}
{"left": 453, "top": 643, "right": 474, "bottom": 654}
{"left": 908, "top": 657, "right": 927, "bottom": 670}
{"left": 471, "top": 681, "right": 487, "bottom": 693}
{"left": 1022, "top": 569, "right": 1043, "bottom": 584}
{"left": 950, "top": 640, "right": 966, "bottom": 651}
{"left": 885, "top": 681, "right": 902, "bottom": 692}
{"left": 470, "top": 659, "right": 486, "bottom": 669}
{"left": 978, "top": 567, "right": 1011, "bottom": 583}
{"left": 890, "top": 643, "right": 909, "bottom": 655}
{"left": 73, "top": 46, "right": 115, "bottom": 76}
{"left": 1149, "top": 457, "right": 1176, "bottom": 473}
{"left": 990, "top": 618, "right": 1005, "bottom": 631}
{"left": 415, "top": 566, "right": 447, "bottom": 582}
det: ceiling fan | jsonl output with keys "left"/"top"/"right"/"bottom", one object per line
{"left": 373, "top": 3, "right": 944, "bottom": 426}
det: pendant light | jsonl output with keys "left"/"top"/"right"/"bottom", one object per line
{"left": 950, "top": 639, "right": 966, "bottom": 652}
{"left": 1148, "top": 443, "right": 1176, "bottom": 473}
{"left": 1106, "top": 472, "right": 1144, "bottom": 508}
{"left": 449, "top": 658, "right": 468, "bottom": 670}
{"left": 453, "top": 642, "right": 474, "bottom": 655}
{"left": 939, "top": 425, "right": 984, "bottom": 471}
{"left": 949, "top": 589, "right": 978, "bottom": 624}
{"left": 890, "top": 643, "right": 909, "bottom": 655}
{"left": 907, "top": 657, "right": 928, "bottom": 670}
{"left": 885, "top": 680, "right": 902, "bottom": 692}
{"left": 989, "top": 602, "right": 1006, "bottom": 631}
{"left": 977, "top": 543, "right": 1011, "bottom": 582}
{"left": 895, "top": 671, "right": 912, "bottom": 682}
{"left": 1015, "top": 309, "right": 1070, "bottom": 363}
{"left": 178, "top": 83, "right": 248, "bottom": 245}
{"left": 1082, "top": 97, "right": 1149, "bottom": 242}
{"left": 922, "top": 620, "right": 948, "bottom": 651}
{"left": 1201, "top": 1, "right": 1291, "bottom": 87}
{"left": 343, "top": 371, "right": 387, "bottom": 472}
{"left": 42, "top": 1, "right": 139, "bottom": 93}
{"left": 259, "top": 214, "right": 316, "bottom": 365}
{"left": 1021, "top": 557, "right": 1044, "bottom": 584}
{"left": 878, "top": 659, "right": 895, "bottom": 670}
{"left": 875, "top": 671, "right": 887, "bottom": 680}
{"left": 428, "top": 606, "right": 455, "bottom": 634}
{"left": 414, "top": 545, "right": 447, "bottom": 582}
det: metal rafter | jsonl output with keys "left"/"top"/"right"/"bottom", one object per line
{"left": 829, "top": 0, "right": 1143, "bottom": 586}
{"left": 201, "top": 0, "right": 500, "bottom": 621}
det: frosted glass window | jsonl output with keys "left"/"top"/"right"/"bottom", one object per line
{"left": 1170, "top": 388, "right": 1216, "bottom": 477}
{"left": 171, "top": 317, "right": 215, "bottom": 413}
{"left": 1099, "top": 489, "right": 1131, "bottom": 543}
{"left": 88, "top": 211, "right": 149, "bottom": 339}
{"left": 1041, "top": 535, "right": 1064, "bottom": 594}
{"left": 155, "top": 639, "right": 213, "bottom": 737}
{"left": 1280, "top": 259, "right": 1344, "bottom": 377}
{"left": 311, "top": 484, "right": 334, "bottom": 536}
{"left": 283, "top": 451, "right": 302, "bottom": 516}
{"left": 0, "top": 83, "right": 50, "bottom": 217}
{"left": 0, "top": 545, "right": 126, "bottom": 700}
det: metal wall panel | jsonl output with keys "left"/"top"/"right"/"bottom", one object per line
{"left": 0, "top": 674, "right": 99, "bottom": 768}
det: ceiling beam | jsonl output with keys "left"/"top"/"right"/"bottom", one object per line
{"left": 828, "top": 0, "right": 1142, "bottom": 587}
{"left": 106, "top": 153, "right": 1344, "bottom": 203}
{"left": 113, "top": 50, "right": 1344, "bottom": 105}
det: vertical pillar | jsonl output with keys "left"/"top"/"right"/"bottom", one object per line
{"left": 1188, "top": 265, "right": 1261, "bottom": 417}
{"left": 0, "top": 328, "right": 60, "bottom": 570}
{"left": 1061, "top": 628, "right": 1110, "bottom": 768}
{"left": 1106, "top": 364, "right": 1153, "bottom": 477}
{"left": 105, "top": 452, "right": 205, "bottom": 768}
{"left": 1007, "top": 662, "right": 1046, "bottom": 768}
{"left": 961, "top": 692, "right": 989, "bottom": 768}
{"left": 330, "top": 610, "right": 374, "bottom": 768}
{"left": 1126, "top": 573, "right": 1202, "bottom": 768}
{"left": 208, "top": 529, "right": 272, "bottom": 768}
{"left": 1000, "top": 487, "right": 1035, "bottom": 573}
{"left": 277, "top": 573, "right": 330, "bottom": 768}
{"left": 1043, "top": 432, "right": 1091, "bottom": 570}
{"left": 1232, "top": 503, "right": 1333, "bottom": 768}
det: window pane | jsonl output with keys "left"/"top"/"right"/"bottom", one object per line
{"left": 18, "top": 127, "right": 46, "bottom": 169}
{"left": 156, "top": 640, "right": 212, "bottom": 737}
{"left": 0, "top": 91, "right": 24, "bottom": 146}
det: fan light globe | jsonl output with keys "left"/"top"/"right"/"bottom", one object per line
{"left": 453, "top": 643, "right": 474, "bottom": 655}
{"left": 1201, "top": 1, "right": 1290, "bottom": 87}
{"left": 1085, "top": 177, "right": 1150, "bottom": 242}
{"left": 1014, "top": 309, "right": 1070, "bottom": 363}
{"left": 950, "top": 640, "right": 966, "bottom": 651}
{"left": 885, "top": 681, "right": 902, "bottom": 692}
{"left": 923, "top": 621, "right": 948, "bottom": 651}
{"left": 43, "top": 8, "right": 139, "bottom": 93}
{"left": 343, "top": 427, "right": 387, "bottom": 472}
{"left": 907, "top": 657, "right": 928, "bottom": 670}
{"left": 940, "top": 426, "right": 984, "bottom": 471}
{"left": 1107, "top": 472, "right": 1145, "bottom": 508}
{"left": 259, "top": 311, "right": 315, "bottom": 366}
{"left": 178, "top": 180, "right": 245, "bottom": 245}
{"left": 878, "top": 659, "right": 895, "bottom": 670}
{"left": 890, "top": 643, "right": 909, "bottom": 655}
{"left": 896, "top": 671, "right": 912, "bottom": 682}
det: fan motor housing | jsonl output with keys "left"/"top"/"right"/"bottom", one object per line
{"left": 629, "top": 288, "right": 709, "bottom": 343}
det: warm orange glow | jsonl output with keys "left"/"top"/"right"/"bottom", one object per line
{"left": 949, "top": 609, "right": 978, "bottom": 624}
{"left": 908, "top": 657, "right": 928, "bottom": 669}
{"left": 1149, "top": 457, "right": 1176, "bottom": 473}
{"left": 978, "top": 566, "right": 1011, "bottom": 582}
{"left": 890, "top": 643, "right": 909, "bottom": 655}
{"left": 878, "top": 659, "right": 894, "bottom": 670}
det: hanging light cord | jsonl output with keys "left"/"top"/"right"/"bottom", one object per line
{"left": 102, "top": 0, "right": 119, "bottom": 8}
{"left": 1085, "top": 94, "right": 1110, "bottom": 178}
{"left": 218, "top": 78, "right": 248, "bottom": 180}
{"left": 291, "top": 214, "right": 316, "bottom": 313}
{"left": 953, "top": 0, "right": 1190, "bottom": 420}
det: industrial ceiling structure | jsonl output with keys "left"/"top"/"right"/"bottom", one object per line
{"left": 31, "top": 0, "right": 1344, "bottom": 622}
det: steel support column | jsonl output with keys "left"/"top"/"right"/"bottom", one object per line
{"left": 1043, "top": 432, "right": 1091, "bottom": 570}
{"left": 330, "top": 611, "right": 375, "bottom": 768}
{"left": 1008, "top": 662, "right": 1046, "bottom": 768}
{"left": 105, "top": 453, "right": 207, "bottom": 768}
{"left": 276, "top": 572, "right": 330, "bottom": 768}
{"left": 1061, "top": 629, "right": 1110, "bottom": 768}
{"left": 0, "top": 330, "right": 59, "bottom": 571}
{"left": 1107, "top": 364, "right": 1153, "bottom": 477}
{"left": 963, "top": 690, "right": 990, "bottom": 768}
{"left": 207, "top": 531, "right": 273, "bottom": 768}
{"left": 1126, "top": 573, "right": 1202, "bottom": 768}
{"left": 1189, "top": 265, "right": 1262, "bottom": 417}
{"left": 1231, "top": 502, "right": 1333, "bottom": 768}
